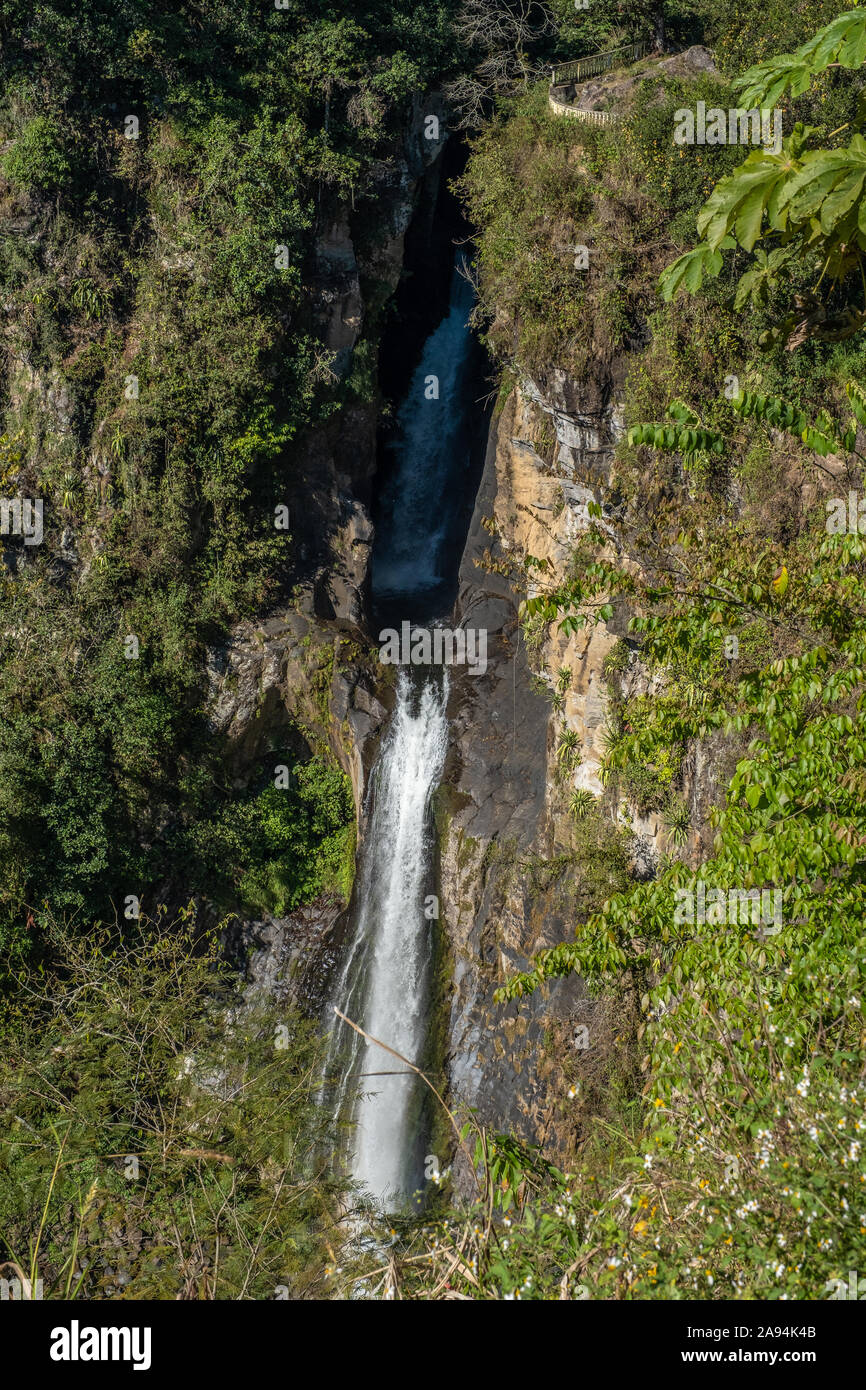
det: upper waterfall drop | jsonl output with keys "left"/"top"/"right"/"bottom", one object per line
{"left": 372, "top": 255, "right": 478, "bottom": 621}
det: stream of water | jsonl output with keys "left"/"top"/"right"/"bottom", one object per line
{"left": 372, "top": 255, "right": 479, "bottom": 623}
{"left": 324, "top": 254, "right": 481, "bottom": 1209}
{"left": 325, "top": 673, "right": 448, "bottom": 1207}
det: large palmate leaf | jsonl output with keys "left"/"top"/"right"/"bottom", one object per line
{"left": 658, "top": 237, "right": 734, "bottom": 301}
{"left": 695, "top": 128, "right": 818, "bottom": 254}
{"left": 800, "top": 6, "right": 866, "bottom": 71}
{"left": 662, "top": 123, "right": 866, "bottom": 336}
{"left": 734, "top": 7, "right": 866, "bottom": 107}
{"left": 734, "top": 54, "right": 816, "bottom": 110}
{"left": 776, "top": 134, "right": 866, "bottom": 243}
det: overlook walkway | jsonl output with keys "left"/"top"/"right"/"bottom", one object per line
{"left": 548, "top": 40, "right": 653, "bottom": 124}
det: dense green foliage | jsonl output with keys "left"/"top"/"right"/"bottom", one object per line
{"left": 494, "top": 507, "right": 866, "bottom": 1297}
{"left": 661, "top": 10, "right": 866, "bottom": 348}
{"left": 0, "top": 913, "right": 349, "bottom": 1298}
{"left": 189, "top": 759, "right": 356, "bottom": 916}
{"left": 0, "top": 0, "right": 458, "bottom": 959}
{"left": 0, "top": 2, "right": 452, "bottom": 1298}
{"left": 457, "top": 84, "right": 663, "bottom": 376}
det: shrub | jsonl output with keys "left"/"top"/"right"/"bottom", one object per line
{"left": 2, "top": 116, "right": 80, "bottom": 194}
{"left": 0, "top": 912, "right": 349, "bottom": 1299}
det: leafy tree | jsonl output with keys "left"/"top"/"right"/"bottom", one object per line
{"left": 188, "top": 760, "right": 356, "bottom": 917}
{"left": 661, "top": 9, "right": 866, "bottom": 348}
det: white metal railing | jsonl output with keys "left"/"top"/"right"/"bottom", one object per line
{"left": 547, "top": 96, "right": 618, "bottom": 125}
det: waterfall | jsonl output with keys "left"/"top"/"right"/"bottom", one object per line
{"left": 326, "top": 673, "right": 448, "bottom": 1208}
{"left": 325, "top": 251, "right": 480, "bottom": 1211}
{"left": 372, "top": 256, "right": 477, "bottom": 615}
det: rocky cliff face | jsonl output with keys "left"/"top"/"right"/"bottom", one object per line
{"left": 207, "top": 97, "right": 450, "bottom": 787}
{"left": 436, "top": 308, "right": 742, "bottom": 1168}
{"left": 205, "top": 101, "right": 450, "bottom": 1005}
{"left": 437, "top": 340, "right": 739, "bottom": 1174}
{"left": 281, "top": 96, "right": 449, "bottom": 631}
{"left": 435, "top": 369, "right": 624, "bottom": 1168}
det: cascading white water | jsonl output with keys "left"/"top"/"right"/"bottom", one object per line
{"left": 325, "top": 250, "right": 479, "bottom": 1211}
{"left": 327, "top": 674, "right": 448, "bottom": 1208}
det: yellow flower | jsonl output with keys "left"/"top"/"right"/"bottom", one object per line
{"left": 633, "top": 1220, "right": 648, "bottom": 1235}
